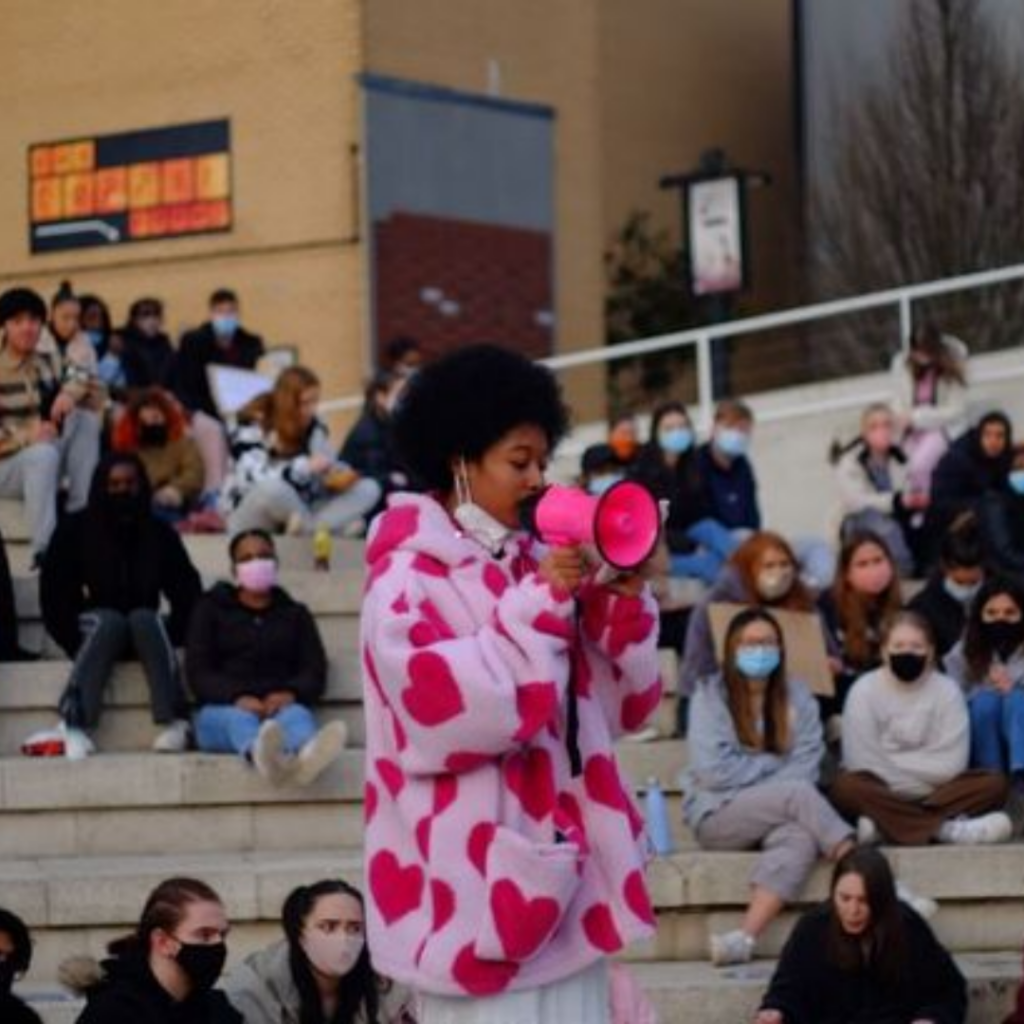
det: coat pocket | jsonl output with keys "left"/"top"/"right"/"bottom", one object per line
{"left": 474, "top": 825, "right": 583, "bottom": 963}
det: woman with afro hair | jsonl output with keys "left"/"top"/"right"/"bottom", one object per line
{"left": 360, "top": 345, "right": 662, "bottom": 1022}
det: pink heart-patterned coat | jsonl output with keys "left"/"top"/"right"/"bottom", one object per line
{"left": 360, "top": 492, "right": 662, "bottom": 997}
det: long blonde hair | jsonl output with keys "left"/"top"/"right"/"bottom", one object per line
{"left": 240, "top": 366, "right": 320, "bottom": 456}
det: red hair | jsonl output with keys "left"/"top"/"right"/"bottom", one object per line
{"left": 111, "top": 388, "right": 189, "bottom": 451}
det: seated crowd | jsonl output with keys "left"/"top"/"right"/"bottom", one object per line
{"left": 6, "top": 297, "right": 1024, "bottom": 1024}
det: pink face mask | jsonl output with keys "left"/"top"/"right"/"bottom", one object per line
{"left": 301, "top": 930, "right": 365, "bottom": 978}
{"left": 848, "top": 561, "right": 893, "bottom": 596}
{"left": 235, "top": 558, "right": 278, "bottom": 593}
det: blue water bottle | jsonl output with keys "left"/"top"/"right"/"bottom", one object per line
{"left": 644, "top": 776, "right": 674, "bottom": 856}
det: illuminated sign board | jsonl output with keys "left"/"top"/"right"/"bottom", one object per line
{"left": 29, "top": 119, "right": 231, "bottom": 253}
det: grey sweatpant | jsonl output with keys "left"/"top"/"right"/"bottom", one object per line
{"left": 696, "top": 780, "right": 852, "bottom": 901}
{"left": 227, "top": 477, "right": 381, "bottom": 535}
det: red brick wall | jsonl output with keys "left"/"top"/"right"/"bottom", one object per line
{"left": 373, "top": 211, "right": 554, "bottom": 362}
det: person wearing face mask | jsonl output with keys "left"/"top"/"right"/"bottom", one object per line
{"left": 830, "top": 402, "right": 923, "bottom": 577}
{"left": 922, "top": 410, "right": 1014, "bottom": 571}
{"left": 818, "top": 532, "right": 903, "bottom": 717}
{"left": 38, "top": 454, "right": 202, "bottom": 760}
{"left": 69, "top": 876, "right": 241, "bottom": 1024}
{"left": 339, "top": 370, "right": 409, "bottom": 515}
{"left": 363, "top": 345, "right": 661, "bottom": 1019}
{"left": 755, "top": 848, "right": 966, "bottom": 1024}
{"left": 630, "top": 401, "right": 737, "bottom": 586}
{"left": 225, "top": 880, "right": 414, "bottom": 1024}
{"left": 119, "top": 297, "right": 176, "bottom": 391}
{"left": 890, "top": 323, "right": 969, "bottom": 498}
{"left": 186, "top": 529, "right": 345, "bottom": 785}
{"left": 607, "top": 413, "right": 640, "bottom": 468}
{"left": 112, "top": 389, "right": 205, "bottom": 521}
{"left": 944, "top": 578, "right": 1024, "bottom": 778}
{"left": 0, "top": 908, "right": 42, "bottom": 1024}
{"left": 979, "top": 443, "right": 1024, "bottom": 581}
{"left": 679, "top": 531, "right": 835, "bottom": 707}
{"left": 683, "top": 608, "right": 855, "bottom": 966}
{"left": 693, "top": 398, "right": 760, "bottom": 531}
{"left": 173, "top": 288, "right": 264, "bottom": 421}
{"left": 79, "top": 294, "right": 126, "bottom": 392}
{"left": 831, "top": 611, "right": 1011, "bottom": 846}
{"left": 907, "top": 517, "right": 985, "bottom": 659}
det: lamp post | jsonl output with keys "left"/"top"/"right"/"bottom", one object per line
{"left": 659, "top": 147, "right": 771, "bottom": 398}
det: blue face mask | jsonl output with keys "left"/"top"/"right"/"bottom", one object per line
{"left": 1010, "top": 470, "right": 1024, "bottom": 496}
{"left": 658, "top": 426, "right": 694, "bottom": 455}
{"left": 85, "top": 329, "right": 105, "bottom": 349}
{"left": 735, "top": 644, "right": 781, "bottom": 679}
{"left": 943, "top": 577, "right": 980, "bottom": 605}
{"left": 587, "top": 473, "right": 623, "bottom": 497}
{"left": 212, "top": 314, "right": 239, "bottom": 336}
{"left": 714, "top": 427, "right": 749, "bottom": 459}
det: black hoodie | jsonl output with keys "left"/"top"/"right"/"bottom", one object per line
{"left": 40, "top": 456, "right": 202, "bottom": 656}
{"left": 76, "top": 953, "right": 241, "bottom": 1024}
{"left": 185, "top": 582, "right": 326, "bottom": 706}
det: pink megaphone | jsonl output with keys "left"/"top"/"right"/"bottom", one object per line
{"left": 521, "top": 481, "right": 661, "bottom": 571}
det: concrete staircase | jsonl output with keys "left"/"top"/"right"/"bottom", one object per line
{"left": 0, "top": 500, "right": 1021, "bottom": 1022}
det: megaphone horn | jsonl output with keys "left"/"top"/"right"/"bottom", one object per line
{"left": 521, "top": 482, "right": 661, "bottom": 571}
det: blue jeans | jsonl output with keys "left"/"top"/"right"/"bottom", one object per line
{"left": 194, "top": 703, "right": 318, "bottom": 757}
{"left": 969, "top": 688, "right": 1024, "bottom": 774}
{"left": 669, "top": 518, "right": 740, "bottom": 584}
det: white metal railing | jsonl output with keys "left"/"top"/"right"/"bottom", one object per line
{"left": 320, "top": 261, "right": 1024, "bottom": 422}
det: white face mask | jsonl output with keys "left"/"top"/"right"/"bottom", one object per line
{"left": 301, "top": 930, "right": 365, "bottom": 978}
{"left": 452, "top": 457, "right": 513, "bottom": 555}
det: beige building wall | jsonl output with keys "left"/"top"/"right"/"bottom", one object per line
{"left": 0, "top": 0, "right": 368, "bottom": 423}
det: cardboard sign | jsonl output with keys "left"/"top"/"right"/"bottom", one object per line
{"left": 208, "top": 366, "right": 273, "bottom": 417}
{"left": 708, "top": 602, "right": 835, "bottom": 697}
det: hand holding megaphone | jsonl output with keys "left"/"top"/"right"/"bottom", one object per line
{"left": 521, "top": 481, "right": 662, "bottom": 586}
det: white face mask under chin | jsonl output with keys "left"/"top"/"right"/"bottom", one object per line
{"left": 452, "top": 458, "right": 513, "bottom": 556}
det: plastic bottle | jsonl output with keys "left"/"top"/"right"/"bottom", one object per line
{"left": 313, "top": 526, "right": 332, "bottom": 572}
{"left": 643, "top": 776, "right": 674, "bottom": 856}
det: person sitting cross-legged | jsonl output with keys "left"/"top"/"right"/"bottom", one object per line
{"left": 186, "top": 528, "right": 346, "bottom": 785}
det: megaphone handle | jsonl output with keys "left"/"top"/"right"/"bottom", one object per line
{"left": 566, "top": 601, "right": 583, "bottom": 778}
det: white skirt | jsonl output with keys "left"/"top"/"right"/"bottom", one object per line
{"left": 416, "top": 959, "right": 610, "bottom": 1024}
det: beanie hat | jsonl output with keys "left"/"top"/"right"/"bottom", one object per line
{"left": 0, "top": 288, "right": 47, "bottom": 326}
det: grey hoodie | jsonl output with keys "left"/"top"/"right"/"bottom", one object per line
{"left": 223, "top": 940, "right": 414, "bottom": 1024}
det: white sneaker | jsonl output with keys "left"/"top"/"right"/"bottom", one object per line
{"left": 709, "top": 929, "right": 755, "bottom": 966}
{"left": 856, "top": 816, "right": 881, "bottom": 845}
{"left": 291, "top": 721, "right": 348, "bottom": 787}
{"left": 152, "top": 719, "right": 191, "bottom": 753}
{"left": 895, "top": 881, "right": 938, "bottom": 920}
{"left": 251, "top": 720, "right": 293, "bottom": 785}
{"left": 938, "top": 811, "right": 1013, "bottom": 845}
{"left": 59, "top": 721, "right": 95, "bottom": 761}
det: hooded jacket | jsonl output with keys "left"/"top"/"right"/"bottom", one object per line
{"left": 223, "top": 939, "right": 414, "bottom": 1024}
{"left": 927, "top": 426, "right": 1012, "bottom": 536}
{"left": 71, "top": 952, "right": 241, "bottom": 1024}
{"left": 173, "top": 322, "right": 264, "bottom": 419}
{"left": 185, "top": 583, "right": 326, "bottom": 706}
{"left": 39, "top": 466, "right": 202, "bottom": 657}
{"left": 360, "top": 492, "right": 661, "bottom": 997}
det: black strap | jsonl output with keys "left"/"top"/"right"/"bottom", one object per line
{"left": 567, "top": 602, "right": 582, "bottom": 777}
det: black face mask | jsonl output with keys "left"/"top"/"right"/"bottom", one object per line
{"left": 888, "top": 652, "right": 928, "bottom": 683}
{"left": 104, "top": 491, "right": 144, "bottom": 523}
{"left": 175, "top": 941, "right": 227, "bottom": 991}
{"left": 981, "top": 619, "right": 1024, "bottom": 659}
{"left": 0, "top": 958, "right": 16, "bottom": 994}
{"left": 139, "top": 423, "right": 168, "bottom": 447}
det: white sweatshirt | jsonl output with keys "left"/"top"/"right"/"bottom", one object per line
{"left": 842, "top": 666, "right": 969, "bottom": 799}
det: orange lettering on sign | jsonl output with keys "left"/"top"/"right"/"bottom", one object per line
{"left": 206, "top": 199, "right": 231, "bottom": 229}
{"left": 128, "top": 163, "right": 160, "bottom": 208}
{"left": 161, "top": 158, "right": 196, "bottom": 204}
{"left": 32, "top": 178, "right": 63, "bottom": 222}
{"left": 30, "top": 147, "right": 54, "bottom": 178}
{"left": 68, "top": 141, "right": 96, "bottom": 173}
{"left": 94, "top": 168, "right": 129, "bottom": 213}
{"left": 63, "top": 174, "right": 96, "bottom": 217}
{"left": 194, "top": 154, "right": 230, "bottom": 200}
